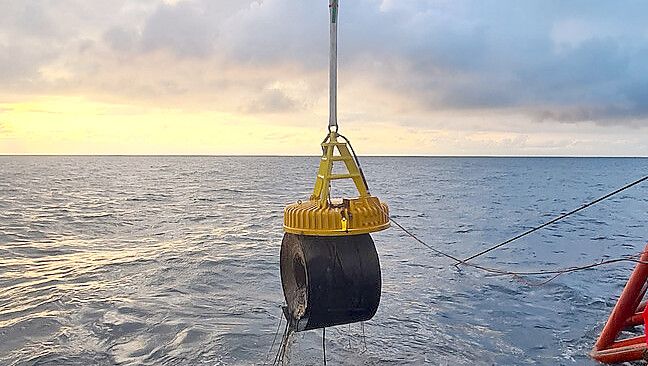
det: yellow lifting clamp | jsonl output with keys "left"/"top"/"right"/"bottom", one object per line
{"left": 283, "top": 131, "right": 390, "bottom": 236}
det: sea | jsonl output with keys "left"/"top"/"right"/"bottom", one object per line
{"left": 1, "top": 156, "right": 648, "bottom": 365}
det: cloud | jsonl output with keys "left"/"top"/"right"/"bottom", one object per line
{"left": 139, "top": 2, "right": 216, "bottom": 57}
{"left": 103, "top": 26, "right": 138, "bottom": 53}
{"left": 244, "top": 88, "right": 303, "bottom": 114}
{"left": 1, "top": 0, "right": 648, "bottom": 128}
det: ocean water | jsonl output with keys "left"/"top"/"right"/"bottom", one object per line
{"left": 1, "top": 156, "right": 648, "bottom": 365}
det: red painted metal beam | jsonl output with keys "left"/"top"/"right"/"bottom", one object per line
{"left": 623, "top": 312, "right": 644, "bottom": 328}
{"left": 591, "top": 243, "right": 648, "bottom": 363}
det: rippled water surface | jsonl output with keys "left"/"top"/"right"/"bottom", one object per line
{"left": 1, "top": 156, "right": 648, "bottom": 365}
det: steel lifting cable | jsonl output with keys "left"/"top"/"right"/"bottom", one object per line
{"left": 322, "top": 328, "right": 327, "bottom": 366}
{"left": 263, "top": 310, "right": 284, "bottom": 366}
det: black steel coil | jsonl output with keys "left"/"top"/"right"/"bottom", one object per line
{"left": 280, "top": 232, "right": 381, "bottom": 331}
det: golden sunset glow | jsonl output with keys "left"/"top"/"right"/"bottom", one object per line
{"left": 1, "top": 97, "right": 321, "bottom": 155}
{"left": 2, "top": 95, "right": 645, "bottom": 156}
{"left": 0, "top": 1, "right": 647, "bottom": 156}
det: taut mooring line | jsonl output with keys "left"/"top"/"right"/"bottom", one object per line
{"left": 390, "top": 218, "right": 463, "bottom": 263}
{"left": 392, "top": 215, "right": 648, "bottom": 286}
{"left": 458, "top": 174, "right": 648, "bottom": 266}
{"left": 392, "top": 171, "right": 648, "bottom": 285}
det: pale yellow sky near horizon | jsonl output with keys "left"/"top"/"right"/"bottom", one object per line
{"left": 1, "top": 96, "right": 647, "bottom": 156}
{"left": 1, "top": 1, "right": 648, "bottom": 156}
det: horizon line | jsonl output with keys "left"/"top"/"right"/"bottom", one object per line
{"left": 1, "top": 154, "right": 647, "bottom": 158}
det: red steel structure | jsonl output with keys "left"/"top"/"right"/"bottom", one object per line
{"left": 591, "top": 243, "right": 648, "bottom": 363}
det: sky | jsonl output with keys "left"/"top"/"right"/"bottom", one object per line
{"left": 1, "top": 0, "right": 648, "bottom": 156}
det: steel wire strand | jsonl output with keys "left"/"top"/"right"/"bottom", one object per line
{"left": 263, "top": 310, "right": 284, "bottom": 366}
{"left": 458, "top": 175, "right": 648, "bottom": 266}
{"left": 391, "top": 217, "right": 648, "bottom": 286}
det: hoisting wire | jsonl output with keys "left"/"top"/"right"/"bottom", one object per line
{"left": 328, "top": 0, "right": 339, "bottom": 134}
{"left": 322, "top": 327, "right": 327, "bottom": 366}
{"left": 457, "top": 174, "right": 648, "bottom": 266}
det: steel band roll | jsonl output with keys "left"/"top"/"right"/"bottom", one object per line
{"left": 280, "top": 232, "right": 381, "bottom": 331}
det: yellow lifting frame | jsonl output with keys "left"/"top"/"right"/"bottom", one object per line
{"left": 311, "top": 131, "right": 369, "bottom": 206}
{"left": 282, "top": 131, "right": 389, "bottom": 236}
